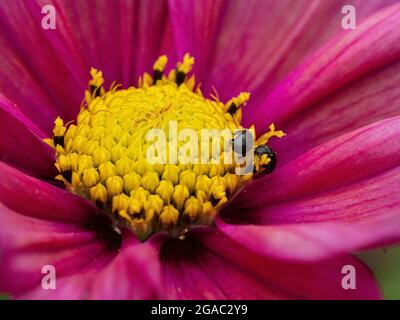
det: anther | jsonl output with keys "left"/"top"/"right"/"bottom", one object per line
{"left": 153, "top": 55, "right": 168, "bottom": 84}
{"left": 175, "top": 53, "right": 194, "bottom": 86}
{"left": 61, "top": 169, "right": 72, "bottom": 183}
{"left": 225, "top": 92, "right": 250, "bottom": 113}
{"left": 90, "top": 85, "right": 101, "bottom": 97}
{"left": 227, "top": 102, "right": 238, "bottom": 115}
{"left": 86, "top": 68, "right": 104, "bottom": 101}
{"left": 175, "top": 71, "right": 185, "bottom": 86}
{"left": 53, "top": 117, "right": 66, "bottom": 147}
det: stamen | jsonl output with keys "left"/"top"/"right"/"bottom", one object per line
{"left": 224, "top": 92, "right": 250, "bottom": 122}
{"left": 153, "top": 55, "right": 168, "bottom": 84}
{"left": 52, "top": 117, "right": 66, "bottom": 147}
{"left": 46, "top": 53, "right": 284, "bottom": 241}
{"left": 175, "top": 53, "right": 194, "bottom": 86}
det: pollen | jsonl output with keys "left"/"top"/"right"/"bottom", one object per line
{"left": 46, "top": 54, "right": 284, "bottom": 241}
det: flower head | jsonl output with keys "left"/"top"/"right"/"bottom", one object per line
{"left": 1, "top": 0, "right": 400, "bottom": 300}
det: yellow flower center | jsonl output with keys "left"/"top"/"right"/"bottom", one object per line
{"left": 45, "top": 54, "right": 284, "bottom": 241}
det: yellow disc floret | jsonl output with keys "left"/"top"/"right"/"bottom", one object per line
{"left": 46, "top": 54, "right": 284, "bottom": 241}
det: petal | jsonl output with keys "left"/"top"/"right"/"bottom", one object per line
{"left": 0, "top": 0, "right": 85, "bottom": 133}
{"left": 220, "top": 165, "right": 400, "bottom": 260}
{"left": 218, "top": 208, "right": 400, "bottom": 262}
{"left": 274, "top": 61, "right": 400, "bottom": 165}
{"left": 232, "top": 117, "right": 400, "bottom": 209}
{"left": 161, "top": 228, "right": 381, "bottom": 299}
{"left": 90, "top": 233, "right": 161, "bottom": 300}
{"left": 19, "top": 233, "right": 161, "bottom": 300}
{"left": 25, "top": 0, "right": 172, "bottom": 87}
{"left": 223, "top": 119, "right": 400, "bottom": 260}
{"left": 167, "top": 0, "right": 227, "bottom": 82}
{"left": 16, "top": 248, "right": 117, "bottom": 300}
{"left": 235, "top": 165, "right": 400, "bottom": 226}
{"left": 19, "top": 272, "right": 97, "bottom": 300}
{"left": 0, "top": 203, "right": 107, "bottom": 296}
{"left": 0, "top": 0, "right": 174, "bottom": 133}
{"left": 246, "top": 3, "right": 400, "bottom": 134}
{"left": 159, "top": 228, "right": 291, "bottom": 299}
{"left": 0, "top": 161, "right": 96, "bottom": 223}
{"left": 170, "top": 0, "right": 398, "bottom": 104}
{"left": 0, "top": 94, "right": 56, "bottom": 179}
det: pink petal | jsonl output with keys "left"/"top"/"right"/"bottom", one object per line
{"left": 246, "top": 2, "right": 400, "bottom": 134}
{"left": 25, "top": 0, "right": 172, "bottom": 87}
{"left": 19, "top": 233, "right": 162, "bottom": 299}
{"left": 167, "top": 0, "right": 227, "bottom": 82}
{"left": 236, "top": 165, "right": 400, "bottom": 227}
{"left": 0, "top": 94, "right": 56, "bottom": 179}
{"left": 159, "top": 228, "right": 292, "bottom": 299}
{"left": 274, "top": 61, "right": 400, "bottom": 165}
{"left": 0, "top": 161, "right": 96, "bottom": 223}
{"left": 218, "top": 210, "right": 400, "bottom": 262}
{"left": 17, "top": 249, "right": 117, "bottom": 300}
{"left": 161, "top": 228, "right": 381, "bottom": 299}
{"left": 0, "top": 0, "right": 174, "bottom": 133}
{"left": 0, "top": 203, "right": 108, "bottom": 296}
{"left": 90, "top": 233, "right": 161, "bottom": 299}
{"left": 223, "top": 119, "right": 400, "bottom": 260}
{"left": 0, "top": 0, "right": 85, "bottom": 133}
{"left": 169, "top": 0, "right": 397, "bottom": 105}
{"left": 20, "top": 273, "right": 96, "bottom": 300}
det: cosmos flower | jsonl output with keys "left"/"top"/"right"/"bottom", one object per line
{"left": 0, "top": 0, "right": 400, "bottom": 299}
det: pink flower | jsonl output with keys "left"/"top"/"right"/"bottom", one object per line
{"left": 0, "top": 0, "right": 399, "bottom": 299}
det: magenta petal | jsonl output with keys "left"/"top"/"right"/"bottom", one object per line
{"left": 19, "top": 273, "right": 95, "bottom": 300}
{"left": 218, "top": 209, "right": 400, "bottom": 262}
{"left": 273, "top": 60, "right": 400, "bottom": 165}
{"left": 161, "top": 228, "right": 381, "bottom": 299}
{"left": 0, "top": 94, "right": 56, "bottom": 178}
{"left": 223, "top": 118, "right": 400, "bottom": 260}
{"left": 205, "top": 229, "right": 382, "bottom": 299}
{"left": 90, "top": 233, "right": 161, "bottom": 299}
{"left": 0, "top": 204, "right": 106, "bottom": 296}
{"left": 16, "top": 248, "right": 116, "bottom": 300}
{"left": 168, "top": 0, "right": 227, "bottom": 82}
{"left": 219, "top": 166, "right": 400, "bottom": 260}
{"left": 0, "top": 162, "right": 96, "bottom": 223}
{"left": 232, "top": 117, "right": 400, "bottom": 209}
{"left": 0, "top": 0, "right": 174, "bottom": 132}
{"left": 200, "top": 0, "right": 397, "bottom": 103}
{"left": 25, "top": 0, "right": 172, "bottom": 88}
{"left": 159, "top": 228, "right": 291, "bottom": 299}
{"left": 0, "top": 0, "right": 86, "bottom": 133}
{"left": 246, "top": 3, "right": 400, "bottom": 134}
{"left": 238, "top": 165, "right": 400, "bottom": 226}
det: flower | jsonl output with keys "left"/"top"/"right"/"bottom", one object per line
{"left": 0, "top": 0, "right": 399, "bottom": 299}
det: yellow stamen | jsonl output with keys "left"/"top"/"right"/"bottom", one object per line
{"left": 46, "top": 54, "right": 284, "bottom": 241}
{"left": 176, "top": 53, "right": 194, "bottom": 74}
{"left": 153, "top": 55, "right": 168, "bottom": 72}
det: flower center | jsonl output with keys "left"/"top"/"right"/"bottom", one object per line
{"left": 45, "top": 54, "right": 284, "bottom": 241}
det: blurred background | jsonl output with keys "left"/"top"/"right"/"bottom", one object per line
{"left": 360, "top": 246, "right": 400, "bottom": 299}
